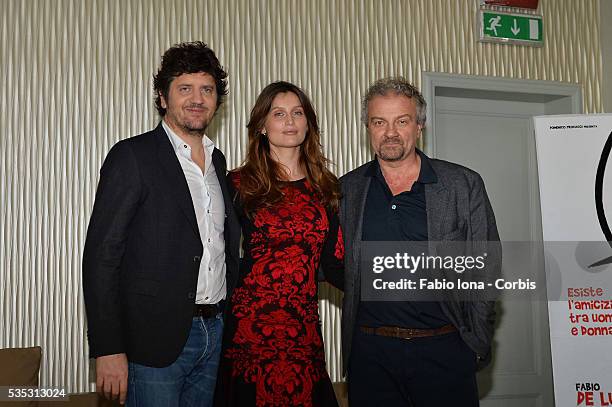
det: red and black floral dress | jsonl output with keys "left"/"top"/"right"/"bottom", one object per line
{"left": 216, "top": 172, "right": 344, "bottom": 407}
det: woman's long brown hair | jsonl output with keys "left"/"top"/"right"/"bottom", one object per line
{"left": 236, "top": 81, "right": 340, "bottom": 214}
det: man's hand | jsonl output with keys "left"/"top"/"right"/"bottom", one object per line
{"left": 96, "top": 353, "right": 128, "bottom": 405}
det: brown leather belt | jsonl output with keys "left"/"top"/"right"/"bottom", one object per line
{"left": 194, "top": 303, "right": 219, "bottom": 318}
{"left": 360, "top": 324, "right": 457, "bottom": 340}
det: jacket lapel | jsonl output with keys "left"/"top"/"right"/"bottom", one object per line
{"left": 351, "top": 176, "right": 371, "bottom": 263}
{"left": 425, "top": 181, "right": 451, "bottom": 241}
{"left": 345, "top": 166, "right": 373, "bottom": 298}
{"left": 211, "top": 149, "right": 232, "bottom": 217}
{"left": 155, "top": 124, "right": 200, "bottom": 239}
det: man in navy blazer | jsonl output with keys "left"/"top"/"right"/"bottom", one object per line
{"left": 82, "top": 42, "right": 239, "bottom": 406}
{"left": 339, "top": 77, "right": 501, "bottom": 406}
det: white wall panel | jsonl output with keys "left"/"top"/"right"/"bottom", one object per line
{"left": 0, "top": 0, "right": 604, "bottom": 391}
{"left": 601, "top": 0, "right": 612, "bottom": 112}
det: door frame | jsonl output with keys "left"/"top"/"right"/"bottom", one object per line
{"left": 422, "top": 72, "right": 582, "bottom": 157}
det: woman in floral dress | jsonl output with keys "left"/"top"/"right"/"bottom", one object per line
{"left": 216, "top": 81, "right": 343, "bottom": 407}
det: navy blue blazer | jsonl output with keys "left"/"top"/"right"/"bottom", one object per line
{"left": 83, "top": 123, "right": 240, "bottom": 367}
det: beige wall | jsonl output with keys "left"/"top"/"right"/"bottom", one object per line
{"left": 602, "top": 0, "right": 612, "bottom": 112}
{"left": 0, "top": 0, "right": 604, "bottom": 391}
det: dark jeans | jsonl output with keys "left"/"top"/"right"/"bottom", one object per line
{"left": 348, "top": 329, "right": 479, "bottom": 407}
{"left": 127, "top": 314, "right": 223, "bottom": 407}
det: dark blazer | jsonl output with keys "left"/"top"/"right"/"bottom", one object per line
{"left": 339, "top": 153, "right": 501, "bottom": 373}
{"left": 82, "top": 123, "right": 240, "bottom": 367}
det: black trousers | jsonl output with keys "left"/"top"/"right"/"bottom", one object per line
{"left": 348, "top": 329, "right": 479, "bottom": 407}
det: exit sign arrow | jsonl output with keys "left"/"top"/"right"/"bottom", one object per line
{"left": 479, "top": 10, "right": 543, "bottom": 46}
{"left": 511, "top": 19, "right": 520, "bottom": 35}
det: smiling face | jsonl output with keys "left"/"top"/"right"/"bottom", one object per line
{"left": 160, "top": 72, "right": 218, "bottom": 137}
{"left": 261, "top": 91, "right": 308, "bottom": 153}
{"left": 367, "top": 93, "right": 423, "bottom": 162}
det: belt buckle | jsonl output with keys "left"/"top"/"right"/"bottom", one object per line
{"left": 395, "top": 326, "right": 412, "bottom": 340}
{"left": 404, "top": 328, "right": 415, "bottom": 341}
{"left": 195, "top": 304, "right": 217, "bottom": 318}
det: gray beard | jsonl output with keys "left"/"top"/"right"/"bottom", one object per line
{"left": 377, "top": 144, "right": 406, "bottom": 162}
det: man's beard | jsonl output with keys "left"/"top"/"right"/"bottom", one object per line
{"left": 377, "top": 141, "right": 405, "bottom": 162}
{"left": 181, "top": 120, "right": 209, "bottom": 137}
{"left": 177, "top": 103, "right": 213, "bottom": 136}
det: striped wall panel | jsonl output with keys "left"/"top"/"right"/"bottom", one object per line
{"left": 0, "top": 0, "right": 603, "bottom": 391}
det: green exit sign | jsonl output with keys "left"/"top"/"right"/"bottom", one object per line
{"left": 479, "top": 10, "right": 543, "bottom": 46}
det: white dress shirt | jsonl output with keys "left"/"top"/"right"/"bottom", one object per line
{"left": 163, "top": 121, "right": 226, "bottom": 304}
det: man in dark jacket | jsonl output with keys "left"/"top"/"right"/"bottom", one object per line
{"left": 340, "top": 77, "right": 500, "bottom": 406}
{"left": 82, "top": 42, "right": 239, "bottom": 406}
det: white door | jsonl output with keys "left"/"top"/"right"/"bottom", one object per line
{"left": 430, "top": 86, "right": 577, "bottom": 407}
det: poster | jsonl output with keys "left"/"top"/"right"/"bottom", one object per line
{"left": 534, "top": 114, "right": 612, "bottom": 406}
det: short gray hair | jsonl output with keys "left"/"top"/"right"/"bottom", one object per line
{"left": 361, "top": 77, "right": 427, "bottom": 127}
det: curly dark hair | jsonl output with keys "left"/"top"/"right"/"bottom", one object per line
{"left": 153, "top": 41, "right": 228, "bottom": 116}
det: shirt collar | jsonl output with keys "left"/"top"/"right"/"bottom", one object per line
{"left": 416, "top": 149, "right": 437, "bottom": 184}
{"left": 162, "top": 120, "right": 215, "bottom": 156}
{"left": 365, "top": 149, "right": 438, "bottom": 184}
